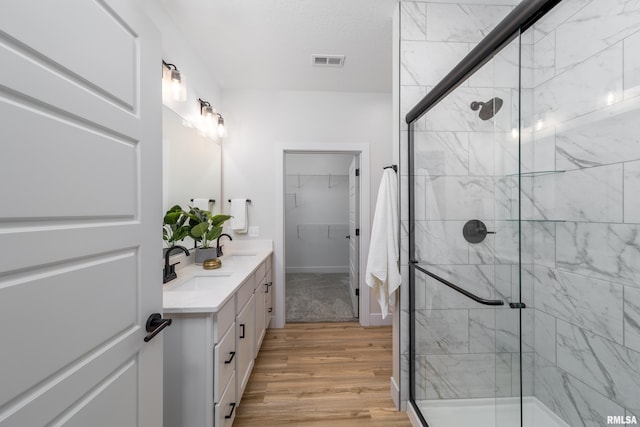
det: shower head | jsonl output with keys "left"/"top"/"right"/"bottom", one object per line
{"left": 470, "top": 97, "right": 503, "bottom": 120}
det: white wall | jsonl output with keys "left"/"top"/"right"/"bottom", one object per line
{"left": 285, "top": 153, "right": 353, "bottom": 273}
{"left": 141, "top": 1, "right": 223, "bottom": 124}
{"left": 221, "top": 89, "right": 392, "bottom": 238}
{"left": 222, "top": 89, "right": 393, "bottom": 324}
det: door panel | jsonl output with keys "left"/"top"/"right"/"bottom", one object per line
{"left": 54, "top": 360, "right": 138, "bottom": 427}
{"left": 0, "top": 251, "right": 138, "bottom": 406}
{"left": 237, "top": 296, "right": 255, "bottom": 401}
{"left": 0, "top": 1, "right": 162, "bottom": 425}
{"left": 409, "top": 34, "right": 521, "bottom": 427}
{"left": 348, "top": 157, "right": 359, "bottom": 317}
{"left": 1, "top": 0, "right": 137, "bottom": 109}
{"left": 0, "top": 101, "right": 137, "bottom": 218}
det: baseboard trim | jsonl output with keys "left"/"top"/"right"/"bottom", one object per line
{"left": 285, "top": 266, "right": 349, "bottom": 274}
{"left": 390, "top": 376, "right": 400, "bottom": 410}
{"left": 406, "top": 401, "right": 422, "bottom": 427}
{"left": 367, "top": 312, "right": 393, "bottom": 326}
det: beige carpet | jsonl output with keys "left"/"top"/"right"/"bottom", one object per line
{"left": 285, "top": 273, "right": 357, "bottom": 322}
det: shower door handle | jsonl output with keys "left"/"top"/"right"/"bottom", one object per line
{"left": 410, "top": 262, "right": 504, "bottom": 306}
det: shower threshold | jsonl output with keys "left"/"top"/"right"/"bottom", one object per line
{"left": 415, "top": 396, "right": 569, "bottom": 427}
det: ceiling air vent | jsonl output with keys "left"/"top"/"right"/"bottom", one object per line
{"left": 312, "top": 54, "right": 345, "bottom": 67}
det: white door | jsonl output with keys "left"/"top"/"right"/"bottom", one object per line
{"left": 0, "top": 1, "right": 163, "bottom": 426}
{"left": 348, "top": 157, "right": 360, "bottom": 317}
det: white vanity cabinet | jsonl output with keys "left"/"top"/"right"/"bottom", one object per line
{"left": 162, "top": 246, "right": 274, "bottom": 427}
{"left": 235, "top": 277, "right": 256, "bottom": 402}
{"left": 163, "top": 298, "right": 236, "bottom": 427}
{"left": 265, "top": 255, "right": 273, "bottom": 328}
{"left": 254, "top": 255, "right": 273, "bottom": 352}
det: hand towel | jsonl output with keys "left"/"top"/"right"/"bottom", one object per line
{"left": 365, "top": 169, "right": 401, "bottom": 319}
{"left": 230, "top": 199, "right": 248, "bottom": 233}
{"left": 192, "top": 198, "right": 211, "bottom": 212}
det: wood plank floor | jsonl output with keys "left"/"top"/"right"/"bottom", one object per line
{"left": 233, "top": 322, "right": 412, "bottom": 427}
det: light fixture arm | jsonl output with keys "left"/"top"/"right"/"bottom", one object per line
{"left": 162, "top": 60, "right": 178, "bottom": 71}
{"left": 198, "top": 98, "right": 214, "bottom": 116}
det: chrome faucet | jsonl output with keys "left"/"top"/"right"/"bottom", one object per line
{"left": 163, "top": 245, "right": 190, "bottom": 283}
{"left": 216, "top": 233, "right": 233, "bottom": 257}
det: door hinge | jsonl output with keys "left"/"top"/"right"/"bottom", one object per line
{"left": 355, "top": 228, "right": 359, "bottom": 236}
{"left": 355, "top": 288, "right": 359, "bottom": 296}
{"left": 355, "top": 168, "right": 360, "bottom": 176}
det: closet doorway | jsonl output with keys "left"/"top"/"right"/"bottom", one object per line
{"left": 284, "top": 153, "right": 360, "bottom": 322}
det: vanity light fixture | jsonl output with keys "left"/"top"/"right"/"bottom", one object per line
{"left": 198, "top": 98, "right": 227, "bottom": 139}
{"left": 162, "top": 60, "right": 187, "bottom": 102}
{"left": 216, "top": 113, "right": 227, "bottom": 138}
{"left": 198, "top": 98, "right": 215, "bottom": 120}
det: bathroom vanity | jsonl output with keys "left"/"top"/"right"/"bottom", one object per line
{"left": 162, "top": 241, "right": 273, "bottom": 427}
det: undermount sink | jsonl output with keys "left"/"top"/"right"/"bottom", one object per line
{"left": 166, "top": 274, "right": 232, "bottom": 292}
{"left": 227, "top": 252, "right": 257, "bottom": 260}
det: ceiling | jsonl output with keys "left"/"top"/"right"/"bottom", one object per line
{"left": 159, "top": 0, "right": 397, "bottom": 93}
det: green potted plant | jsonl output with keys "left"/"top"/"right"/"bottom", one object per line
{"left": 185, "top": 207, "right": 232, "bottom": 263}
{"left": 163, "top": 205, "right": 189, "bottom": 254}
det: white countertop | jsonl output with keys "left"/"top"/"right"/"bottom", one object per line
{"left": 162, "top": 241, "right": 273, "bottom": 314}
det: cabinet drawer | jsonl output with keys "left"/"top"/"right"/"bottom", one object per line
{"left": 213, "top": 322, "right": 236, "bottom": 402}
{"left": 213, "top": 298, "right": 234, "bottom": 342}
{"left": 214, "top": 371, "right": 237, "bottom": 427}
{"left": 236, "top": 274, "right": 255, "bottom": 311}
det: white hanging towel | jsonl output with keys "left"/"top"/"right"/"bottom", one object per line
{"left": 365, "top": 168, "right": 401, "bottom": 319}
{"left": 192, "top": 198, "right": 211, "bottom": 212}
{"left": 230, "top": 199, "right": 248, "bottom": 234}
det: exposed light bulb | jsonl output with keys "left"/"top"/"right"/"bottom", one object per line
{"left": 217, "top": 115, "right": 227, "bottom": 138}
{"left": 202, "top": 105, "right": 215, "bottom": 120}
{"left": 171, "top": 81, "right": 183, "bottom": 101}
{"left": 162, "top": 61, "right": 186, "bottom": 102}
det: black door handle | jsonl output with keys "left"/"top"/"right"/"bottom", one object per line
{"left": 144, "top": 313, "right": 172, "bottom": 342}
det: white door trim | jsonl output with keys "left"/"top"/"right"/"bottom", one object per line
{"left": 273, "top": 143, "right": 371, "bottom": 328}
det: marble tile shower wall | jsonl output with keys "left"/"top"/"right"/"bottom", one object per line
{"left": 399, "top": 0, "right": 522, "bottom": 404}
{"left": 402, "top": 1, "right": 640, "bottom": 422}
{"left": 523, "top": 0, "right": 640, "bottom": 425}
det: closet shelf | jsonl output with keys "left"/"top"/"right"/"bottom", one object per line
{"left": 286, "top": 173, "right": 348, "bottom": 188}
{"left": 296, "top": 224, "right": 349, "bottom": 239}
{"left": 286, "top": 173, "right": 349, "bottom": 177}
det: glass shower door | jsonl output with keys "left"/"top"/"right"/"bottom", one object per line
{"left": 409, "top": 34, "right": 524, "bottom": 427}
